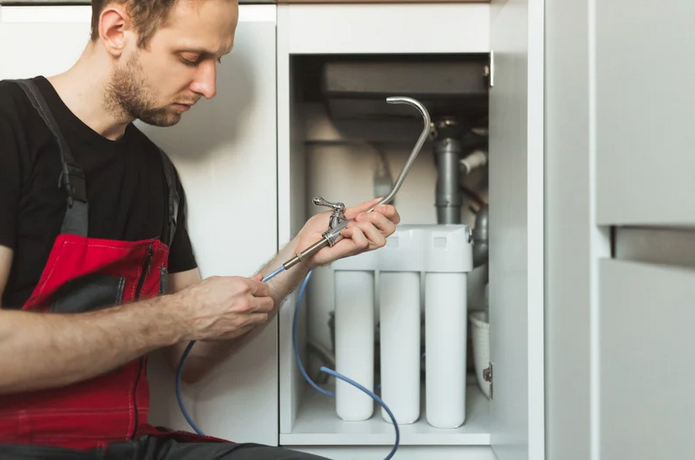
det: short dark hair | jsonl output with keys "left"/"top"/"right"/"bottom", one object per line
{"left": 90, "top": 0, "right": 178, "bottom": 49}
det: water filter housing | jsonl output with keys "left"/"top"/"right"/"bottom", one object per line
{"left": 331, "top": 224, "right": 473, "bottom": 426}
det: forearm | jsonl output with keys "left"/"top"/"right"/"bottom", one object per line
{"left": 171, "top": 200, "right": 399, "bottom": 382}
{"left": 0, "top": 295, "right": 186, "bottom": 395}
{"left": 174, "top": 237, "right": 313, "bottom": 380}
{"left": 262, "top": 236, "right": 314, "bottom": 306}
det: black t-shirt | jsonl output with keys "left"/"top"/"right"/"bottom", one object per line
{"left": 0, "top": 76, "right": 197, "bottom": 309}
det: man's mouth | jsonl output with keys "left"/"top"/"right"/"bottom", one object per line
{"left": 173, "top": 102, "right": 193, "bottom": 111}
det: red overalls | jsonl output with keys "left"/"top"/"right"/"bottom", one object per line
{"left": 0, "top": 79, "right": 185, "bottom": 450}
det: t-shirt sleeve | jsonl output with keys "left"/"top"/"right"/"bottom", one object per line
{"left": 167, "top": 177, "right": 198, "bottom": 274}
{"left": 0, "top": 109, "right": 22, "bottom": 250}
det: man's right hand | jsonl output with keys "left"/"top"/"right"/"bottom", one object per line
{"left": 176, "top": 275, "right": 274, "bottom": 341}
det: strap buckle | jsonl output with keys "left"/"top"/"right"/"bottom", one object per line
{"left": 58, "top": 163, "right": 87, "bottom": 207}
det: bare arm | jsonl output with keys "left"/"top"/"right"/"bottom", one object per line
{"left": 0, "top": 245, "right": 11, "bottom": 309}
{"left": 167, "top": 199, "right": 400, "bottom": 383}
{"left": 0, "top": 246, "right": 273, "bottom": 395}
{"left": 165, "top": 239, "right": 313, "bottom": 383}
{"left": 0, "top": 246, "right": 187, "bottom": 394}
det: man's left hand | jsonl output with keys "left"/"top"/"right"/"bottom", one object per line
{"left": 296, "top": 198, "right": 401, "bottom": 268}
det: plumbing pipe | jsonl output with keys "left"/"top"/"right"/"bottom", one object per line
{"left": 472, "top": 203, "right": 489, "bottom": 268}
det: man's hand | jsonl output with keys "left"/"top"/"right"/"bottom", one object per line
{"left": 166, "top": 198, "right": 399, "bottom": 382}
{"left": 296, "top": 197, "right": 401, "bottom": 267}
{"left": 176, "top": 274, "right": 274, "bottom": 341}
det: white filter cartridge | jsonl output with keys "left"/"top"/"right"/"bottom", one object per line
{"left": 379, "top": 271, "right": 421, "bottom": 424}
{"left": 425, "top": 272, "right": 467, "bottom": 428}
{"left": 334, "top": 270, "right": 375, "bottom": 421}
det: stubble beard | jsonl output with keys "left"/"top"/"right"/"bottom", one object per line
{"left": 105, "top": 52, "right": 181, "bottom": 128}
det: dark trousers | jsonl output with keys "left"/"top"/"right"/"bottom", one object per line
{"left": 0, "top": 436, "right": 329, "bottom": 460}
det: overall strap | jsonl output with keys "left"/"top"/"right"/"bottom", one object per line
{"left": 158, "top": 149, "right": 179, "bottom": 248}
{"left": 14, "top": 79, "right": 89, "bottom": 237}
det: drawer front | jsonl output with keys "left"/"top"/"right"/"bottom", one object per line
{"left": 599, "top": 259, "right": 695, "bottom": 460}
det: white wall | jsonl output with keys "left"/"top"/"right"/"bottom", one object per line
{"left": 141, "top": 8, "right": 280, "bottom": 445}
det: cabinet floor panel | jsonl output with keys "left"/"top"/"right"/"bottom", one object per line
{"left": 281, "top": 384, "right": 490, "bottom": 446}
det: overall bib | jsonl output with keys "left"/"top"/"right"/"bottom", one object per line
{"left": 0, "top": 79, "right": 186, "bottom": 450}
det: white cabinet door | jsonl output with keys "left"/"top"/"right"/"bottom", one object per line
{"left": 599, "top": 259, "right": 695, "bottom": 460}
{"left": 0, "top": 4, "right": 279, "bottom": 446}
{"left": 593, "top": 2, "right": 695, "bottom": 456}
{"left": 488, "top": 0, "right": 545, "bottom": 459}
{"left": 595, "top": 0, "right": 695, "bottom": 226}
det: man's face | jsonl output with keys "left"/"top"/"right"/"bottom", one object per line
{"left": 108, "top": 0, "right": 238, "bottom": 126}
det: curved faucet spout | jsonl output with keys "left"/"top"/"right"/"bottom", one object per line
{"left": 282, "top": 97, "right": 431, "bottom": 271}
{"left": 370, "top": 97, "right": 432, "bottom": 210}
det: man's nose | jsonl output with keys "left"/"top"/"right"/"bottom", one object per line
{"left": 190, "top": 61, "right": 217, "bottom": 100}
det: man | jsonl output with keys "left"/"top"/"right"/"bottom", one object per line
{"left": 0, "top": 0, "right": 400, "bottom": 459}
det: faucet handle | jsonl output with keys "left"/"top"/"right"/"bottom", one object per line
{"left": 313, "top": 196, "right": 347, "bottom": 232}
{"left": 313, "top": 196, "right": 345, "bottom": 212}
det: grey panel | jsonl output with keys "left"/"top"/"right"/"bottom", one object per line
{"left": 319, "top": 56, "right": 489, "bottom": 122}
{"left": 615, "top": 226, "right": 695, "bottom": 268}
{"left": 599, "top": 259, "right": 695, "bottom": 460}
{"left": 545, "top": 0, "right": 592, "bottom": 456}
{"left": 595, "top": 0, "right": 695, "bottom": 226}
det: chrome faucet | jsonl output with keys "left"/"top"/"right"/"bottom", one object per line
{"left": 281, "top": 96, "right": 431, "bottom": 270}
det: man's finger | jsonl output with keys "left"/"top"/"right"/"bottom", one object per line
{"left": 355, "top": 210, "right": 397, "bottom": 236}
{"left": 374, "top": 204, "right": 401, "bottom": 224}
{"left": 252, "top": 296, "right": 275, "bottom": 313}
{"left": 355, "top": 221, "right": 385, "bottom": 248}
{"left": 248, "top": 278, "right": 270, "bottom": 297}
{"left": 344, "top": 197, "right": 383, "bottom": 220}
{"left": 345, "top": 225, "right": 369, "bottom": 250}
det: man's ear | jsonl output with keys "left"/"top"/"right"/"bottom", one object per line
{"left": 98, "top": 5, "right": 135, "bottom": 57}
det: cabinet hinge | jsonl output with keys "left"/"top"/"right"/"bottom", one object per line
{"left": 485, "top": 50, "right": 495, "bottom": 88}
{"left": 483, "top": 362, "right": 493, "bottom": 399}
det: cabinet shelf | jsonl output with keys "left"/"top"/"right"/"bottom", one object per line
{"left": 280, "top": 384, "right": 490, "bottom": 446}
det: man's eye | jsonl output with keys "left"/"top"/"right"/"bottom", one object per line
{"left": 180, "top": 56, "right": 200, "bottom": 67}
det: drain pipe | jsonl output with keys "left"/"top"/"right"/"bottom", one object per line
{"left": 472, "top": 203, "right": 489, "bottom": 268}
{"left": 432, "top": 118, "right": 466, "bottom": 224}
{"left": 432, "top": 119, "right": 489, "bottom": 266}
